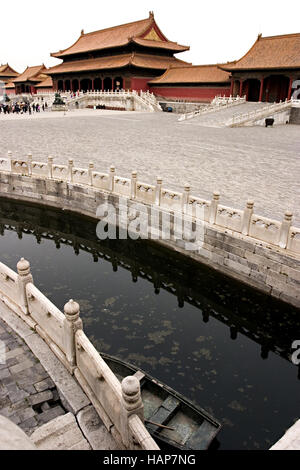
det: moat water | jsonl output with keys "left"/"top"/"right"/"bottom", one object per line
{"left": 0, "top": 198, "right": 299, "bottom": 450}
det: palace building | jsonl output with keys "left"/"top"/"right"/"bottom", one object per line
{"left": 0, "top": 64, "right": 19, "bottom": 84}
{"left": 46, "top": 12, "right": 190, "bottom": 92}
{"left": 220, "top": 33, "right": 300, "bottom": 102}
{"left": 148, "top": 64, "right": 231, "bottom": 102}
{"left": 12, "top": 65, "right": 51, "bottom": 95}
{"left": 3, "top": 15, "right": 300, "bottom": 103}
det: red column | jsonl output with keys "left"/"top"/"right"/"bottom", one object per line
{"left": 79, "top": 80, "right": 81, "bottom": 91}
{"left": 230, "top": 78, "right": 234, "bottom": 96}
{"left": 63, "top": 81, "right": 66, "bottom": 92}
{"left": 239, "top": 80, "right": 243, "bottom": 97}
{"left": 288, "top": 77, "right": 293, "bottom": 100}
{"left": 92, "top": 79, "right": 94, "bottom": 91}
{"left": 101, "top": 79, "right": 104, "bottom": 91}
{"left": 259, "top": 78, "right": 264, "bottom": 102}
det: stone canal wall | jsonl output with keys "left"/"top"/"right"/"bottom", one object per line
{"left": 0, "top": 153, "right": 299, "bottom": 308}
{"left": 0, "top": 258, "right": 159, "bottom": 451}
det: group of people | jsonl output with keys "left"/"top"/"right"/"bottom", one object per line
{"left": 0, "top": 101, "right": 48, "bottom": 115}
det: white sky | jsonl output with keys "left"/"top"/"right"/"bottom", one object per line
{"left": 2, "top": 0, "right": 300, "bottom": 73}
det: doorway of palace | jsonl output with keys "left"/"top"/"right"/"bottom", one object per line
{"left": 94, "top": 78, "right": 102, "bottom": 91}
{"left": 65, "top": 80, "right": 71, "bottom": 91}
{"left": 265, "top": 75, "right": 289, "bottom": 102}
{"left": 245, "top": 79, "right": 260, "bottom": 101}
{"left": 57, "top": 80, "right": 64, "bottom": 91}
{"left": 72, "top": 79, "right": 79, "bottom": 92}
{"left": 81, "top": 78, "right": 92, "bottom": 92}
{"left": 103, "top": 77, "right": 112, "bottom": 91}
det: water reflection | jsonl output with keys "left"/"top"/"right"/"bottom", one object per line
{"left": 0, "top": 197, "right": 300, "bottom": 450}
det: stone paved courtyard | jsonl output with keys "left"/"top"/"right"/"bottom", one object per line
{"left": 0, "top": 109, "right": 299, "bottom": 225}
{"left": 0, "top": 317, "right": 66, "bottom": 435}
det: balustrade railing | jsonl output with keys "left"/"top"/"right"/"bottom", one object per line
{"left": 0, "top": 151, "right": 299, "bottom": 254}
{"left": 178, "top": 95, "right": 246, "bottom": 121}
{"left": 0, "top": 258, "right": 159, "bottom": 450}
{"left": 226, "top": 99, "right": 292, "bottom": 127}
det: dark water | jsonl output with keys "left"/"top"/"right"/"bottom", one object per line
{"left": 0, "top": 197, "right": 299, "bottom": 450}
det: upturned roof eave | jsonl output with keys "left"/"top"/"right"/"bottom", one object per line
{"left": 51, "top": 39, "right": 189, "bottom": 60}
{"left": 220, "top": 65, "right": 300, "bottom": 72}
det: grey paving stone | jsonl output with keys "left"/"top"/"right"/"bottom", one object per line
{"left": 19, "top": 416, "right": 38, "bottom": 434}
{"left": 0, "top": 395, "right": 10, "bottom": 408}
{"left": 0, "top": 368, "right": 10, "bottom": 380}
{"left": 41, "top": 402, "right": 50, "bottom": 412}
{"left": 8, "top": 389, "right": 29, "bottom": 404}
{"left": 19, "top": 383, "right": 37, "bottom": 394}
{"left": 36, "top": 405, "right": 65, "bottom": 425}
{"left": 34, "top": 377, "right": 55, "bottom": 393}
{"left": 6, "top": 357, "right": 19, "bottom": 367}
{"left": 5, "top": 347, "right": 24, "bottom": 359}
{"left": 9, "top": 359, "right": 34, "bottom": 375}
{"left": 18, "top": 407, "right": 36, "bottom": 423}
{"left": 29, "top": 390, "right": 53, "bottom": 406}
{"left": 8, "top": 413, "right": 21, "bottom": 425}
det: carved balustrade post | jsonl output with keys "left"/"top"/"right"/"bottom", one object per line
{"left": 48, "top": 156, "right": 53, "bottom": 179}
{"left": 209, "top": 191, "right": 220, "bottom": 225}
{"left": 131, "top": 171, "right": 137, "bottom": 199}
{"left": 155, "top": 176, "right": 162, "bottom": 206}
{"left": 120, "top": 376, "right": 144, "bottom": 449}
{"left": 17, "top": 258, "right": 33, "bottom": 315}
{"left": 27, "top": 153, "right": 32, "bottom": 176}
{"left": 63, "top": 299, "right": 83, "bottom": 370}
{"left": 242, "top": 200, "right": 254, "bottom": 236}
{"left": 88, "top": 162, "right": 94, "bottom": 186}
{"left": 109, "top": 165, "right": 115, "bottom": 192}
{"left": 278, "top": 211, "right": 293, "bottom": 249}
{"left": 8, "top": 151, "right": 13, "bottom": 172}
{"left": 183, "top": 183, "right": 191, "bottom": 213}
{"left": 68, "top": 158, "right": 74, "bottom": 183}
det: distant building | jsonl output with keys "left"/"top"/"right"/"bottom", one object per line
{"left": 46, "top": 12, "right": 190, "bottom": 92}
{"left": 4, "top": 18, "right": 300, "bottom": 103}
{"left": 12, "top": 65, "right": 50, "bottom": 94}
{"left": 221, "top": 33, "right": 300, "bottom": 102}
{"left": 0, "top": 64, "right": 19, "bottom": 84}
{"left": 148, "top": 64, "right": 231, "bottom": 102}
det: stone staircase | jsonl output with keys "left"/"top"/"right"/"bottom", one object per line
{"left": 178, "top": 95, "right": 246, "bottom": 122}
{"left": 227, "top": 99, "right": 292, "bottom": 127}
{"left": 180, "top": 102, "right": 273, "bottom": 127}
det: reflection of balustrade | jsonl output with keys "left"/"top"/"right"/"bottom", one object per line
{"left": 1, "top": 151, "right": 299, "bottom": 254}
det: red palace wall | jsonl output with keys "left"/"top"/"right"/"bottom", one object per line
{"left": 149, "top": 86, "right": 231, "bottom": 102}
{"left": 130, "top": 77, "right": 151, "bottom": 92}
{"left": 36, "top": 88, "right": 53, "bottom": 93}
{"left": 5, "top": 89, "right": 15, "bottom": 96}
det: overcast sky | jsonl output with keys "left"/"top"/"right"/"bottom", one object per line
{"left": 2, "top": 0, "right": 300, "bottom": 73}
